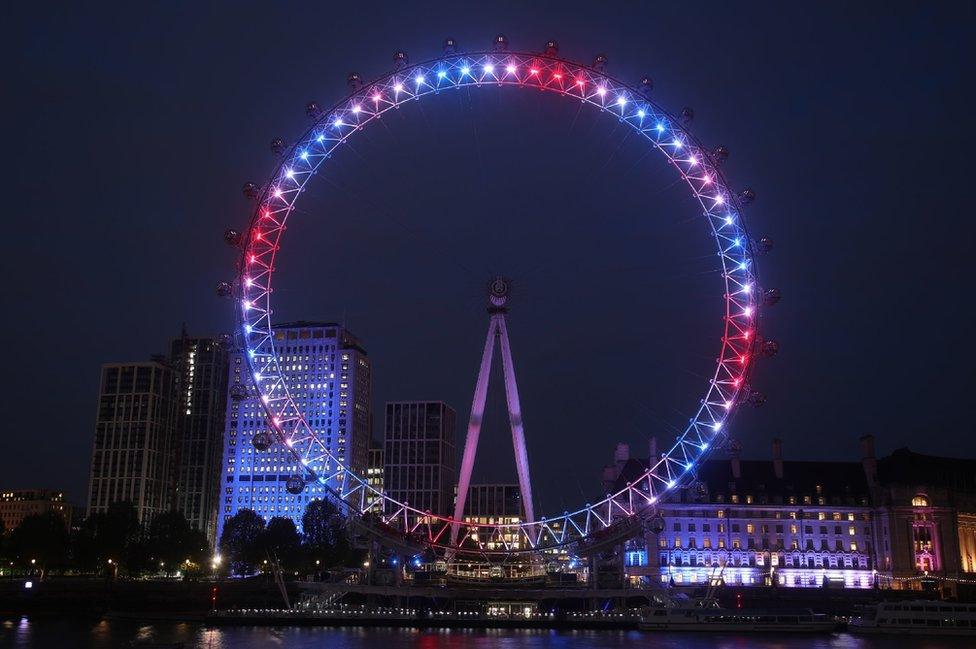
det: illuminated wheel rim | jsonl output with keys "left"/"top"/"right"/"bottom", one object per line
{"left": 236, "top": 47, "right": 760, "bottom": 556}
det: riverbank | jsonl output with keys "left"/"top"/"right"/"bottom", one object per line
{"left": 1, "top": 577, "right": 938, "bottom": 620}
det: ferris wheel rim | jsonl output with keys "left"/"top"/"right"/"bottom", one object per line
{"left": 234, "top": 46, "right": 761, "bottom": 556}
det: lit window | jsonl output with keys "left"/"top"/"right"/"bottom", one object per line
{"left": 911, "top": 495, "right": 929, "bottom": 507}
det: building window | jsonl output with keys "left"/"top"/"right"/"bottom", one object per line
{"left": 911, "top": 495, "right": 929, "bottom": 507}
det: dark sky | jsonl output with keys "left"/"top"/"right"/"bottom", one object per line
{"left": 6, "top": 1, "right": 975, "bottom": 513}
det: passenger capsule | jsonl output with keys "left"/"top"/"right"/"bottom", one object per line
{"left": 347, "top": 72, "right": 363, "bottom": 92}
{"left": 761, "top": 340, "right": 780, "bottom": 358}
{"left": 242, "top": 182, "right": 258, "bottom": 200}
{"left": 758, "top": 237, "right": 774, "bottom": 254}
{"left": 592, "top": 54, "right": 608, "bottom": 71}
{"left": 639, "top": 77, "right": 654, "bottom": 96}
{"left": 305, "top": 101, "right": 321, "bottom": 119}
{"left": 216, "top": 281, "right": 233, "bottom": 298}
{"left": 443, "top": 38, "right": 458, "bottom": 55}
{"left": 712, "top": 145, "right": 730, "bottom": 165}
{"left": 229, "top": 384, "right": 248, "bottom": 400}
{"left": 286, "top": 475, "right": 306, "bottom": 495}
{"left": 679, "top": 107, "right": 695, "bottom": 125}
{"left": 393, "top": 51, "right": 409, "bottom": 69}
{"left": 224, "top": 228, "right": 242, "bottom": 247}
{"left": 493, "top": 34, "right": 509, "bottom": 51}
{"left": 270, "top": 138, "right": 285, "bottom": 156}
{"left": 252, "top": 431, "right": 272, "bottom": 452}
{"left": 739, "top": 188, "right": 756, "bottom": 206}
{"left": 544, "top": 40, "right": 559, "bottom": 56}
{"left": 763, "top": 288, "right": 782, "bottom": 306}
{"left": 647, "top": 515, "right": 666, "bottom": 535}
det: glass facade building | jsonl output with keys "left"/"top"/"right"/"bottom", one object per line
{"left": 217, "top": 322, "right": 371, "bottom": 538}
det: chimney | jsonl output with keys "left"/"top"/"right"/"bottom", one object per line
{"left": 648, "top": 436, "right": 658, "bottom": 464}
{"left": 730, "top": 443, "right": 741, "bottom": 480}
{"left": 601, "top": 465, "right": 618, "bottom": 493}
{"left": 614, "top": 442, "right": 630, "bottom": 474}
{"left": 860, "top": 434, "right": 878, "bottom": 486}
{"left": 772, "top": 438, "right": 784, "bottom": 479}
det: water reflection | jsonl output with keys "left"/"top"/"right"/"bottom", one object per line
{"left": 1, "top": 617, "right": 974, "bottom": 649}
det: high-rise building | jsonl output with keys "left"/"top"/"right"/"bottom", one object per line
{"left": 0, "top": 489, "right": 71, "bottom": 530}
{"left": 365, "top": 444, "right": 385, "bottom": 512}
{"left": 383, "top": 401, "right": 456, "bottom": 517}
{"left": 217, "top": 322, "right": 371, "bottom": 538}
{"left": 86, "top": 361, "right": 178, "bottom": 524}
{"left": 170, "top": 330, "right": 229, "bottom": 544}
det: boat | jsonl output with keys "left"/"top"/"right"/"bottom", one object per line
{"left": 849, "top": 600, "right": 976, "bottom": 636}
{"left": 638, "top": 599, "right": 837, "bottom": 633}
{"left": 638, "top": 563, "right": 836, "bottom": 633}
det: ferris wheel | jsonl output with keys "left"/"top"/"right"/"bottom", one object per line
{"left": 219, "top": 36, "right": 779, "bottom": 558}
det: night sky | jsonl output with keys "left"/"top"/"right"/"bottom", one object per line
{"left": 6, "top": 2, "right": 975, "bottom": 513}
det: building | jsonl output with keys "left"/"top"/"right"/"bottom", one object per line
{"left": 365, "top": 444, "right": 385, "bottom": 512}
{"left": 463, "top": 483, "right": 523, "bottom": 522}
{"left": 463, "top": 483, "right": 523, "bottom": 552}
{"left": 86, "top": 361, "right": 178, "bottom": 524}
{"left": 0, "top": 489, "right": 71, "bottom": 531}
{"left": 383, "top": 401, "right": 457, "bottom": 517}
{"left": 864, "top": 440, "right": 976, "bottom": 594}
{"left": 169, "top": 329, "right": 229, "bottom": 544}
{"left": 604, "top": 439, "right": 877, "bottom": 589}
{"left": 217, "top": 322, "right": 371, "bottom": 538}
{"left": 602, "top": 436, "right": 976, "bottom": 595}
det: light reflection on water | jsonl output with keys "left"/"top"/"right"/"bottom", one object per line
{"left": 2, "top": 617, "right": 974, "bottom": 649}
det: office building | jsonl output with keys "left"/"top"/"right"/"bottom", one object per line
{"left": 365, "top": 444, "right": 384, "bottom": 512}
{"left": 463, "top": 483, "right": 523, "bottom": 552}
{"left": 383, "top": 401, "right": 456, "bottom": 516}
{"left": 169, "top": 329, "right": 229, "bottom": 544}
{"left": 86, "top": 361, "right": 178, "bottom": 524}
{"left": 217, "top": 322, "right": 371, "bottom": 538}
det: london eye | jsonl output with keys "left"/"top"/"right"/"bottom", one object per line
{"left": 221, "top": 36, "right": 775, "bottom": 559}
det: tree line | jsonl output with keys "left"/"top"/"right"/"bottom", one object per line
{"left": 0, "top": 498, "right": 357, "bottom": 580}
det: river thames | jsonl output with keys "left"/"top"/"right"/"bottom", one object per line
{"left": 3, "top": 617, "right": 974, "bottom": 649}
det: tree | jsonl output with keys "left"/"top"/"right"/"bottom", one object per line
{"left": 8, "top": 511, "right": 69, "bottom": 580}
{"left": 301, "top": 498, "right": 352, "bottom": 568}
{"left": 219, "top": 509, "right": 265, "bottom": 576}
{"left": 96, "top": 501, "right": 144, "bottom": 573}
{"left": 72, "top": 502, "right": 144, "bottom": 576}
{"left": 148, "top": 510, "right": 209, "bottom": 573}
{"left": 259, "top": 517, "right": 302, "bottom": 570}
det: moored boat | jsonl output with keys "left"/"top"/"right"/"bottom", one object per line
{"left": 849, "top": 600, "right": 976, "bottom": 636}
{"left": 638, "top": 596, "right": 837, "bottom": 633}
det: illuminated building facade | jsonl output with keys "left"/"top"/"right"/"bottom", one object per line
{"left": 463, "top": 483, "right": 523, "bottom": 552}
{"left": 606, "top": 439, "right": 877, "bottom": 589}
{"left": 169, "top": 330, "right": 228, "bottom": 544}
{"left": 86, "top": 361, "right": 178, "bottom": 524}
{"left": 383, "top": 401, "right": 456, "bottom": 517}
{"left": 217, "top": 322, "right": 371, "bottom": 538}
{"left": 866, "top": 443, "right": 976, "bottom": 594}
{"left": 604, "top": 436, "right": 976, "bottom": 594}
{"left": 0, "top": 489, "right": 71, "bottom": 530}
{"left": 365, "top": 444, "right": 384, "bottom": 512}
